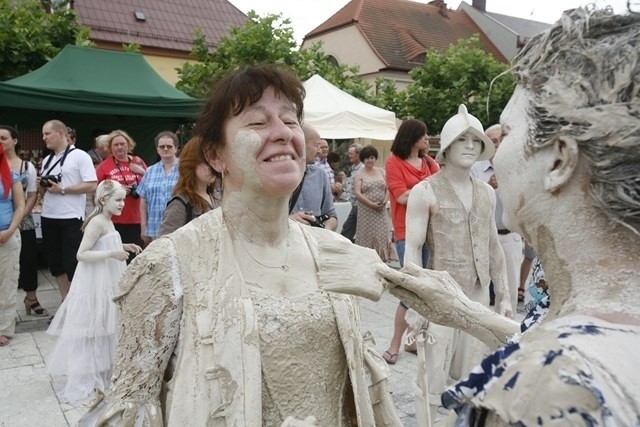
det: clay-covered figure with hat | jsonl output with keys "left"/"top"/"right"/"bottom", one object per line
{"left": 403, "top": 104, "right": 512, "bottom": 423}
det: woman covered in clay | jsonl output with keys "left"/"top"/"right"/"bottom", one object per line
{"left": 79, "top": 65, "right": 401, "bottom": 426}
{"left": 378, "top": 8, "right": 640, "bottom": 425}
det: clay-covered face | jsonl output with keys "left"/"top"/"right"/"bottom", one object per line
{"left": 494, "top": 86, "right": 546, "bottom": 233}
{"left": 103, "top": 188, "right": 126, "bottom": 216}
{"left": 445, "top": 132, "right": 483, "bottom": 168}
{"left": 219, "top": 87, "right": 305, "bottom": 196}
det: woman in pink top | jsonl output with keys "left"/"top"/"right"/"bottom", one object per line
{"left": 382, "top": 119, "right": 439, "bottom": 364}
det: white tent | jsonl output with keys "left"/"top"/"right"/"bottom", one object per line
{"left": 303, "top": 74, "right": 397, "bottom": 140}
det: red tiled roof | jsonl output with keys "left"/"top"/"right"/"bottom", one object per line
{"left": 74, "top": 0, "right": 247, "bottom": 54}
{"left": 305, "top": 0, "right": 506, "bottom": 71}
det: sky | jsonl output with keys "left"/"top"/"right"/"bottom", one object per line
{"left": 227, "top": 0, "right": 632, "bottom": 45}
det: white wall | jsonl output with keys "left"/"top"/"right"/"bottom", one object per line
{"left": 302, "top": 26, "right": 386, "bottom": 75}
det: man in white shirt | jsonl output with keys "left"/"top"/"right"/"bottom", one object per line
{"left": 39, "top": 120, "right": 97, "bottom": 299}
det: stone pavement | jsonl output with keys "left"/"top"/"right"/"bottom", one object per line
{"left": 0, "top": 268, "right": 525, "bottom": 426}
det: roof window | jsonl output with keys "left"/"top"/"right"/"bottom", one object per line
{"left": 134, "top": 11, "right": 146, "bottom": 21}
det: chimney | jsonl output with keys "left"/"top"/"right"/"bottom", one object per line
{"left": 428, "top": 0, "right": 448, "bottom": 17}
{"left": 472, "top": 0, "right": 486, "bottom": 12}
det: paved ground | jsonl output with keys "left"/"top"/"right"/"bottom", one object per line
{"left": 0, "top": 268, "right": 526, "bottom": 426}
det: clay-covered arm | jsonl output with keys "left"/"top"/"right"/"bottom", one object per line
{"left": 404, "top": 182, "right": 433, "bottom": 266}
{"left": 378, "top": 263, "right": 520, "bottom": 350}
{"left": 485, "top": 184, "right": 513, "bottom": 318}
{"left": 78, "top": 242, "right": 183, "bottom": 426}
{"left": 76, "top": 218, "right": 128, "bottom": 262}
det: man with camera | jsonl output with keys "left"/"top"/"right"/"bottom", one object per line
{"left": 95, "top": 130, "right": 147, "bottom": 260}
{"left": 39, "top": 120, "right": 97, "bottom": 300}
{"left": 289, "top": 124, "right": 338, "bottom": 231}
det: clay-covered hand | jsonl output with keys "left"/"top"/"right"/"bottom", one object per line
{"left": 110, "top": 250, "right": 130, "bottom": 261}
{"left": 123, "top": 243, "right": 142, "bottom": 254}
{"left": 281, "top": 416, "right": 319, "bottom": 427}
{"left": 378, "top": 263, "right": 467, "bottom": 323}
{"left": 496, "top": 294, "right": 513, "bottom": 318}
{"left": 377, "top": 263, "right": 520, "bottom": 349}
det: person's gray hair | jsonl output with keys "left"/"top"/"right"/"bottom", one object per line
{"left": 95, "top": 134, "right": 109, "bottom": 149}
{"left": 349, "top": 143, "right": 363, "bottom": 153}
{"left": 513, "top": 8, "right": 640, "bottom": 234}
{"left": 485, "top": 124, "right": 501, "bottom": 135}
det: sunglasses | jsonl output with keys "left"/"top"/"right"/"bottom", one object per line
{"left": 158, "top": 145, "right": 175, "bottom": 150}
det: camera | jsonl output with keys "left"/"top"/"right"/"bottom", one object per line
{"left": 40, "top": 174, "right": 60, "bottom": 188}
{"left": 308, "top": 213, "right": 331, "bottom": 228}
{"left": 129, "top": 185, "right": 140, "bottom": 199}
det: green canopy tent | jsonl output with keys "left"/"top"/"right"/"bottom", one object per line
{"left": 0, "top": 45, "right": 203, "bottom": 162}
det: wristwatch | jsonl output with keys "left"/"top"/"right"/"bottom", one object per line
{"left": 60, "top": 187, "right": 66, "bottom": 195}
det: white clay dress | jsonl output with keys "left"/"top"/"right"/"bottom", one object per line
{"left": 46, "top": 230, "right": 126, "bottom": 404}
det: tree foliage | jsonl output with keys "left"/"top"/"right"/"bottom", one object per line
{"left": 176, "top": 11, "right": 372, "bottom": 100}
{"left": 400, "top": 35, "right": 515, "bottom": 133}
{"left": 0, "top": 0, "right": 90, "bottom": 81}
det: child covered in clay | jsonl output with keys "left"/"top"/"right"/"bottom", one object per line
{"left": 47, "top": 180, "right": 141, "bottom": 404}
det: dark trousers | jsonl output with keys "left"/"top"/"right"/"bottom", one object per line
{"left": 114, "top": 223, "right": 143, "bottom": 265}
{"left": 41, "top": 217, "right": 83, "bottom": 281}
{"left": 340, "top": 204, "right": 358, "bottom": 242}
{"left": 18, "top": 229, "right": 38, "bottom": 292}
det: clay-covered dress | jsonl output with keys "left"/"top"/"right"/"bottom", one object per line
{"left": 46, "top": 231, "right": 126, "bottom": 404}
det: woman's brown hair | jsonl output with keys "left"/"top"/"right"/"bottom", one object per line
{"left": 196, "top": 64, "right": 305, "bottom": 178}
{"left": 173, "top": 137, "right": 215, "bottom": 213}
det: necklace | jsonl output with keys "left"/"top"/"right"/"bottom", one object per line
{"left": 225, "top": 216, "right": 290, "bottom": 271}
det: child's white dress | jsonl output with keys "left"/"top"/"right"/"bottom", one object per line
{"left": 46, "top": 230, "right": 126, "bottom": 404}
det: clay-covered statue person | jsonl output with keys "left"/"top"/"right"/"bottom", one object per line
{"left": 378, "top": 8, "right": 640, "bottom": 425}
{"left": 403, "top": 104, "right": 512, "bottom": 422}
{"left": 78, "top": 65, "right": 402, "bottom": 426}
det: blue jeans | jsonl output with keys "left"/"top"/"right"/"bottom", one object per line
{"left": 395, "top": 240, "right": 429, "bottom": 309}
{"left": 395, "top": 240, "right": 429, "bottom": 268}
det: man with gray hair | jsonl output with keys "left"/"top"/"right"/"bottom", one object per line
{"left": 471, "top": 124, "right": 524, "bottom": 313}
{"left": 340, "top": 143, "right": 364, "bottom": 241}
{"left": 289, "top": 124, "right": 338, "bottom": 231}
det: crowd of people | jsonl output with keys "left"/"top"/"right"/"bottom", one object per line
{"left": 0, "top": 6, "right": 638, "bottom": 425}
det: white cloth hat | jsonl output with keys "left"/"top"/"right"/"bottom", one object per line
{"left": 436, "top": 104, "right": 495, "bottom": 164}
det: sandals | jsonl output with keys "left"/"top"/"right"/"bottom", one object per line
{"left": 518, "top": 288, "right": 525, "bottom": 303}
{"left": 24, "top": 297, "right": 49, "bottom": 317}
{"left": 382, "top": 351, "right": 398, "bottom": 365}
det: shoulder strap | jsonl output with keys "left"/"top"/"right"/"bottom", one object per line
{"left": 169, "top": 195, "right": 194, "bottom": 223}
{"left": 288, "top": 169, "right": 307, "bottom": 214}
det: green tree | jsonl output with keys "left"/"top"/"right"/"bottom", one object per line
{"left": 0, "top": 0, "right": 90, "bottom": 81}
{"left": 399, "top": 35, "right": 514, "bottom": 133}
{"left": 176, "top": 11, "right": 371, "bottom": 99}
